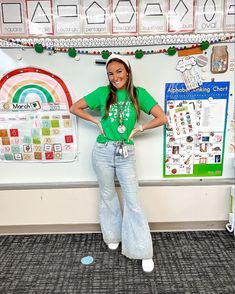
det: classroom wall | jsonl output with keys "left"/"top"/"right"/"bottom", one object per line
{"left": 0, "top": 44, "right": 234, "bottom": 234}
{"left": 0, "top": 44, "right": 234, "bottom": 184}
{"left": 0, "top": 185, "right": 231, "bottom": 234}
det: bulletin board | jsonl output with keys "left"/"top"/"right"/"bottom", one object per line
{"left": 0, "top": 41, "right": 234, "bottom": 185}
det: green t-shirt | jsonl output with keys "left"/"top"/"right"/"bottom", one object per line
{"left": 84, "top": 86, "right": 158, "bottom": 144}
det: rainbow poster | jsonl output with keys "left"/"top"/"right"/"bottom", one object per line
{"left": 0, "top": 67, "right": 78, "bottom": 162}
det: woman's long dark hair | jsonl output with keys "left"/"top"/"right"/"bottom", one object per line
{"left": 105, "top": 58, "right": 140, "bottom": 120}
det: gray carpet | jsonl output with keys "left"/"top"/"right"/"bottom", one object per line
{"left": 0, "top": 231, "right": 234, "bottom": 293}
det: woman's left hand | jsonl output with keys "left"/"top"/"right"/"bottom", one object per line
{"left": 128, "top": 126, "right": 141, "bottom": 141}
{"left": 128, "top": 104, "right": 168, "bottom": 141}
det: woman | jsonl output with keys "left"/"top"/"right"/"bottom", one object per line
{"left": 70, "top": 54, "right": 167, "bottom": 272}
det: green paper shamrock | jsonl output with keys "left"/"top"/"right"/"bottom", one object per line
{"left": 135, "top": 49, "right": 144, "bottom": 59}
{"left": 101, "top": 50, "right": 110, "bottom": 59}
{"left": 68, "top": 47, "right": 77, "bottom": 58}
{"left": 167, "top": 47, "right": 177, "bottom": 56}
{"left": 34, "top": 43, "right": 44, "bottom": 53}
{"left": 200, "top": 41, "right": 210, "bottom": 50}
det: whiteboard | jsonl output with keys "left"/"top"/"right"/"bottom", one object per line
{"left": 0, "top": 42, "right": 234, "bottom": 185}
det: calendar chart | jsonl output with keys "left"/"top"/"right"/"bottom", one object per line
{"left": 0, "top": 67, "right": 78, "bottom": 162}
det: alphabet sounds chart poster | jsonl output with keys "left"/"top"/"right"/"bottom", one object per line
{"left": 164, "top": 82, "right": 229, "bottom": 177}
{"left": 0, "top": 67, "right": 78, "bottom": 162}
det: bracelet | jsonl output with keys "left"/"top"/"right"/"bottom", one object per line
{"left": 139, "top": 125, "right": 144, "bottom": 132}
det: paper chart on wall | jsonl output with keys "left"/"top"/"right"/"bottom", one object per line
{"left": 200, "top": 99, "right": 227, "bottom": 132}
{"left": 0, "top": 0, "right": 27, "bottom": 35}
{"left": 168, "top": 0, "right": 194, "bottom": 32}
{"left": 112, "top": 0, "right": 137, "bottom": 34}
{"left": 176, "top": 56, "right": 203, "bottom": 91}
{"left": 26, "top": 0, "right": 54, "bottom": 35}
{"left": 195, "top": 0, "right": 224, "bottom": 32}
{"left": 0, "top": 67, "right": 78, "bottom": 162}
{"left": 83, "top": 0, "right": 110, "bottom": 35}
{"left": 164, "top": 82, "right": 229, "bottom": 177}
{"left": 224, "top": 0, "right": 235, "bottom": 31}
{"left": 168, "top": 102, "right": 198, "bottom": 140}
{"left": 53, "top": 0, "right": 81, "bottom": 35}
{"left": 139, "top": 0, "right": 166, "bottom": 33}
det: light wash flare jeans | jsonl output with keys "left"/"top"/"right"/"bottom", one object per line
{"left": 92, "top": 142, "right": 153, "bottom": 260}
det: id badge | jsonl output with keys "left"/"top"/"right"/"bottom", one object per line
{"left": 123, "top": 145, "right": 128, "bottom": 158}
{"left": 118, "top": 145, "right": 123, "bottom": 155}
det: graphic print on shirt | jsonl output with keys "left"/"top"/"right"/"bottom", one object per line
{"left": 109, "top": 101, "right": 131, "bottom": 123}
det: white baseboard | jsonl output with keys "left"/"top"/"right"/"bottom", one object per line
{"left": 0, "top": 221, "right": 227, "bottom": 235}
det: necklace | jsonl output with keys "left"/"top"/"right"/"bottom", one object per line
{"left": 117, "top": 98, "right": 128, "bottom": 133}
{"left": 117, "top": 125, "right": 126, "bottom": 133}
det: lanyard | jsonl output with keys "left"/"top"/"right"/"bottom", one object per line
{"left": 117, "top": 96, "right": 128, "bottom": 134}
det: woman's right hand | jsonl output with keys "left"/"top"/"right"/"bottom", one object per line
{"left": 97, "top": 121, "right": 104, "bottom": 134}
{"left": 70, "top": 98, "right": 105, "bottom": 134}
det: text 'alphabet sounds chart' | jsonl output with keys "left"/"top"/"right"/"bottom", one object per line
{"left": 164, "top": 82, "right": 229, "bottom": 177}
{"left": 0, "top": 67, "right": 78, "bottom": 162}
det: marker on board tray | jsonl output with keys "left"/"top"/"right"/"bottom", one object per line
{"left": 95, "top": 59, "right": 106, "bottom": 65}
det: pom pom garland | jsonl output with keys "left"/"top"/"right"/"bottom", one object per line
{"left": 68, "top": 47, "right": 77, "bottom": 58}
{"left": 2, "top": 32, "right": 234, "bottom": 62}
{"left": 34, "top": 43, "right": 44, "bottom": 53}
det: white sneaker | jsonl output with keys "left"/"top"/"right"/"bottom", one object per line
{"left": 142, "top": 258, "right": 154, "bottom": 273}
{"left": 108, "top": 243, "right": 119, "bottom": 250}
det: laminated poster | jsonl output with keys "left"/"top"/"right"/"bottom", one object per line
{"left": 0, "top": 0, "right": 27, "bottom": 35}
{"left": 53, "top": 0, "right": 81, "bottom": 35}
{"left": 83, "top": 0, "right": 110, "bottom": 35}
{"left": 164, "top": 82, "right": 229, "bottom": 177}
{"left": 224, "top": 0, "right": 235, "bottom": 31}
{"left": 139, "top": 0, "right": 166, "bottom": 33}
{"left": 195, "top": 0, "right": 224, "bottom": 33}
{"left": 0, "top": 67, "right": 78, "bottom": 163}
{"left": 168, "top": 0, "right": 194, "bottom": 32}
{"left": 112, "top": 0, "right": 137, "bottom": 34}
{"left": 26, "top": 0, "right": 54, "bottom": 35}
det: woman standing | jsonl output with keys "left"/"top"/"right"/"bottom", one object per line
{"left": 70, "top": 54, "right": 167, "bottom": 272}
